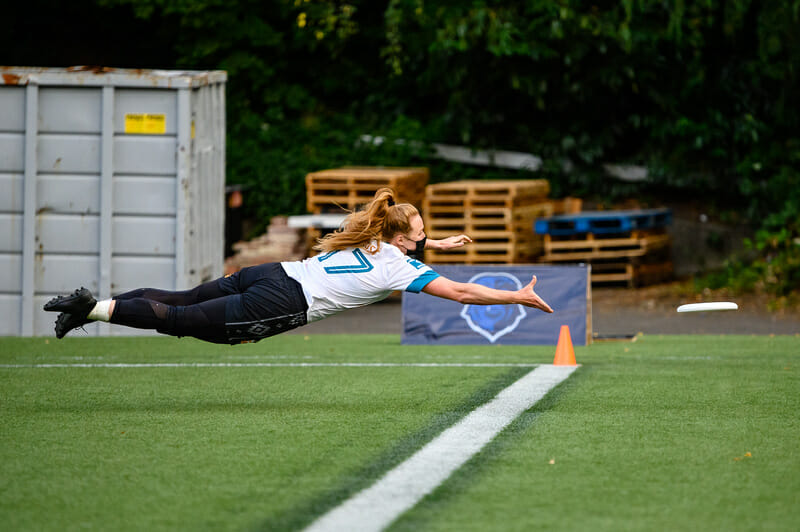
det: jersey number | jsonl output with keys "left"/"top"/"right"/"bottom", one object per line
{"left": 318, "top": 249, "right": 374, "bottom": 274}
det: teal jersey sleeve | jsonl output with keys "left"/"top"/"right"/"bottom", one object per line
{"left": 405, "top": 270, "right": 440, "bottom": 293}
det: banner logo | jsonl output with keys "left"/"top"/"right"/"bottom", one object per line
{"left": 460, "top": 273, "right": 527, "bottom": 343}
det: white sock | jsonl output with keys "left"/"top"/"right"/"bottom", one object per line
{"left": 87, "top": 299, "right": 113, "bottom": 322}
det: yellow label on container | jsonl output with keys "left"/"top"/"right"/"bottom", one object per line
{"left": 125, "top": 113, "right": 166, "bottom": 134}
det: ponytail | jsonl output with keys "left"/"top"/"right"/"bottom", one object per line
{"left": 314, "top": 187, "right": 419, "bottom": 253}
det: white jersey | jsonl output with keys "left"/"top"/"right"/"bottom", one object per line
{"left": 281, "top": 242, "right": 440, "bottom": 322}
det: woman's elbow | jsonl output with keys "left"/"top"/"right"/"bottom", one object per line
{"left": 451, "top": 286, "right": 471, "bottom": 304}
{"left": 426, "top": 279, "right": 470, "bottom": 304}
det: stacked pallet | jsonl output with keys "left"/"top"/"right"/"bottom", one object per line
{"left": 306, "top": 167, "right": 429, "bottom": 214}
{"left": 304, "top": 166, "right": 429, "bottom": 255}
{"left": 422, "top": 180, "right": 565, "bottom": 264}
{"left": 224, "top": 216, "right": 307, "bottom": 275}
{"left": 535, "top": 209, "right": 673, "bottom": 286}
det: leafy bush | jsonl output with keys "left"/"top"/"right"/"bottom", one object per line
{"left": 10, "top": 0, "right": 798, "bottom": 292}
{"left": 696, "top": 166, "right": 800, "bottom": 302}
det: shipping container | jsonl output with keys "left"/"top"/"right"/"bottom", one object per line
{"left": 0, "top": 67, "right": 227, "bottom": 336}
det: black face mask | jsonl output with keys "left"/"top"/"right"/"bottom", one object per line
{"left": 407, "top": 236, "right": 426, "bottom": 260}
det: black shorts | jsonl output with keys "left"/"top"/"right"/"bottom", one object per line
{"left": 218, "top": 263, "right": 308, "bottom": 344}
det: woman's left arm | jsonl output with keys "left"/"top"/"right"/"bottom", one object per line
{"left": 425, "top": 234, "right": 472, "bottom": 250}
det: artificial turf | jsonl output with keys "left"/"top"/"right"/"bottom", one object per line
{"left": 1, "top": 334, "right": 798, "bottom": 531}
{"left": 392, "top": 335, "right": 800, "bottom": 531}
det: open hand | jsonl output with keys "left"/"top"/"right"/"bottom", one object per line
{"left": 519, "top": 275, "right": 554, "bottom": 313}
{"left": 431, "top": 234, "right": 473, "bottom": 250}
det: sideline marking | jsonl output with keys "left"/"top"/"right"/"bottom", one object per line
{"left": 0, "top": 362, "right": 539, "bottom": 369}
{"left": 304, "top": 364, "right": 578, "bottom": 532}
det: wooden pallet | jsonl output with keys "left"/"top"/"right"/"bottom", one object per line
{"left": 424, "top": 235, "right": 544, "bottom": 265}
{"left": 535, "top": 208, "right": 672, "bottom": 236}
{"left": 306, "top": 167, "right": 429, "bottom": 213}
{"left": 424, "top": 248, "right": 541, "bottom": 265}
{"left": 422, "top": 195, "right": 581, "bottom": 265}
{"left": 424, "top": 199, "right": 582, "bottom": 235}
{"left": 590, "top": 261, "right": 674, "bottom": 287}
{"left": 424, "top": 202, "right": 554, "bottom": 232}
{"left": 422, "top": 221, "right": 546, "bottom": 265}
{"left": 424, "top": 179, "right": 550, "bottom": 209}
{"left": 541, "top": 231, "right": 671, "bottom": 262}
{"left": 427, "top": 229, "right": 542, "bottom": 245}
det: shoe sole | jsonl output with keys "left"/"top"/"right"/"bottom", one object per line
{"left": 55, "top": 313, "right": 92, "bottom": 339}
{"left": 44, "top": 288, "right": 95, "bottom": 313}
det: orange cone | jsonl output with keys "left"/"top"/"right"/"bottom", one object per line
{"left": 553, "top": 325, "right": 577, "bottom": 366}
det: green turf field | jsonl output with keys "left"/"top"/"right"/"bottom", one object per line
{"left": 1, "top": 334, "right": 798, "bottom": 531}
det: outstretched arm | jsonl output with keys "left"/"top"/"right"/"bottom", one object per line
{"left": 422, "top": 275, "right": 554, "bottom": 313}
{"left": 425, "top": 234, "right": 472, "bottom": 250}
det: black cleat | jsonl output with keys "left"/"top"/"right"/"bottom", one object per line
{"left": 46, "top": 288, "right": 97, "bottom": 339}
{"left": 44, "top": 287, "right": 96, "bottom": 314}
{"left": 54, "top": 312, "right": 92, "bottom": 339}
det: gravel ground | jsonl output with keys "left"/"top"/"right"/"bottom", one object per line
{"left": 289, "top": 284, "right": 800, "bottom": 337}
{"left": 591, "top": 285, "right": 800, "bottom": 336}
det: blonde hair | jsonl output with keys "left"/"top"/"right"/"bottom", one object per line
{"left": 314, "top": 188, "right": 419, "bottom": 253}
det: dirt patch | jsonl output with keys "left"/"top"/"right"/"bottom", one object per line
{"left": 592, "top": 282, "right": 800, "bottom": 336}
{"left": 594, "top": 282, "right": 800, "bottom": 318}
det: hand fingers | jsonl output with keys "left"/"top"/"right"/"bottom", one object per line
{"left": 527, "top": 276, "right": 552, "bottom": 313}
{"left": 450, "top": 235, "right": 471, "bottom": 247}
{"left": 522, "top": 296, "right": 553, "bottom": 313}
{"left": 533, "top": 296, "right": 553, "bottom": 313}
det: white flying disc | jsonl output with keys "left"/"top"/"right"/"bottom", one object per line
{"left": 677, "top": 302, "right": 738, "bottom": 313}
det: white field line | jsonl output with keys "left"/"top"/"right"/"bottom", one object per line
{"left": 304, "top": 364, "right": 578, "bottom": 532}
{"left": 0, "top": 362, "right": 540, "bottom": 369}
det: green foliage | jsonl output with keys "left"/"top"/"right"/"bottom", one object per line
{"left": 84, "top": 0, "right": 800, "bottom": 291}
{"left": 698, "top": 174, "right": 800, "bottom": 303}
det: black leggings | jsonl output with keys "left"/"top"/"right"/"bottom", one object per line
{"left": 111, "top": 282, "right": 230, "bottom": 343}
{"left": 109, "top": 264, "right": 308, "bottom": 344}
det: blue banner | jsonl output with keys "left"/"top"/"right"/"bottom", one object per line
{"left": 402, "top": 265, "right": 590, "bottom": 346}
